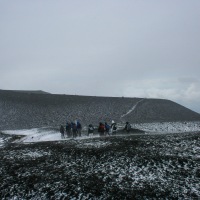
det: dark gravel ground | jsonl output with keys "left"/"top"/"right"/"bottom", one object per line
{"left": 124, "top": 98, "right": 200, "bottom": 123}
{"left": 0, "top": 132, "right": 200, "bottom": 199}
{"left": 0, "top": 90, "right": 140, "bottom": 130}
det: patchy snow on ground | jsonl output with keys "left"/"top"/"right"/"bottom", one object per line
{"left": 0, "top": 138, "right": 4, "bottom": 147}
{"left": 133, "top": 121, "right": 200, "bottom": 133}
{"left": 0, "top": 132, "right": 200, "bottom": 199}
{"left": 0, "top": 133, "right": 12, "bottom": 148}
{"left": 76, "top": 140, "right": 112, "bottom": 149}
{"left": 0, "top": 121, "right": 200, "bottom": 199}
{"left": 2, "top": 128, "right": 43, "bottom": 136}
{"left": 2, "top": 128, "right": 60, "bottom": 143}
{"left": 3, "top": 149, "right": 51, "bottom": 160}
{"left": 1, "top": 121, "right": 200, "bottom": 147}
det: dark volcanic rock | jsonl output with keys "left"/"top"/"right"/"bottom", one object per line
{"left": 0, "top": 89, "right": 200, "bottom": 130}
{"left": 123, "top": 98, "right": 200, "bottom": 123}
{"left": 0, "top": 132, "right": 200, "bottom": 199}
{"left": 0, "top": 90, "right": 140, "bottom": 130}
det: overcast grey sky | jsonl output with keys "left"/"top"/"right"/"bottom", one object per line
{"left": 0, "top": 0, "right": 200, "bottom": 113}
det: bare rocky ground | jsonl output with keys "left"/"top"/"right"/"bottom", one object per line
{"left": 0, "top": 131, "right": 200, "bottom": 199}
{"left": 1, "top": 90, "right": 200, "bottom": 199}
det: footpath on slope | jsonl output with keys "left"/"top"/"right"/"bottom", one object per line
{"left": 120, "top": 99, "right": 144, "bottom": 118}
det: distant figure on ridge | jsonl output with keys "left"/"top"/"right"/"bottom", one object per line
{"left": 105, "top": 122, "right": 110, "bottom": 136}
{"left": 124, "top": 122, "right": 131, "bottom": 133}
{"left": 111, "top": 120, "right": 117, "bottom": 135}
{"left": 88, "top": 124, "right": 94, "bottom": 137}
{"left": 60, "top": 125, "right": 65, "bottom": 139}
{"left": 66, "top": 122, "right": 71, "bottom": 137}
{"left": 72, "top": 122, "right": 77, "bottom": 138}
{"left": 76, "top": 120, "right": 82, "bottom": 137}
{"left": 98, "top": 122, "right": 105, "bottom": 137}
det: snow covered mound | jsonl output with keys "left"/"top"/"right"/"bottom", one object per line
{"left": 1, "top": 89, "right": 200, "bottom": 130}
{"left": 3, "top": 128, "right": 61, "bottom": 143}
{"left": 0, "top": 89, "right": 140, "bottom": 130}
{"left": 123, "top": 98, "right": 200, "bottom": 123}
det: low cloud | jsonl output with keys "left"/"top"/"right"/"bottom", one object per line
{"left": 122, "top": 78, "right": 200, "bottom": 113}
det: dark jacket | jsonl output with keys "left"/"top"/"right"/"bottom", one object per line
{"left": 60, "top": 125, "right": 64, "bottom": 134}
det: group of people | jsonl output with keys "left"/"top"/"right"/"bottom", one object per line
{"left": 97, "top": 120, "right": 117, "bottom": 137}
{"left": 60, "top": 120, "right": 132, "bottom": 139}
{"left": 97, "top": 121, "right": 131, "bottom": 136}
{"left": 60, "top": 120, "right": 82, "bottom": 139}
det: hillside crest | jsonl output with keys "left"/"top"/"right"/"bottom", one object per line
{"left": 0, "top": 89, "right": 200, "bottom": 130}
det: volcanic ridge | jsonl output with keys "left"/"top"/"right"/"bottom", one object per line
{"left": 1, "top": 89, "right": 200, "bottom": 130}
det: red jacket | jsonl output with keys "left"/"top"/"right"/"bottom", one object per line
{"left": 98, "top": 124, "right": 105, "bottom": 133}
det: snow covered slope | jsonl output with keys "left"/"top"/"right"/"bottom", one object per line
{"left": 0, "top": 89, "right": 200, "bottom": 130}
{"left": 122, "top": 98, "right": 200, "bottom": 123}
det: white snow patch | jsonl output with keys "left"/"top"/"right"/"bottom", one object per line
{"left": 3, "top": 149, "right": 51, "bottom": 160}
{"left": 2, "top": 128, "right": 42, "bottom": 136}
{"left": 1, "top": 121, "right": 200, "bottom": 144}
{"left": 2, "top": 128, "right": 101, "bottom": 144}
{"left": 0, "top": 138, "right": 4, "bottom": 147}
{"left": 2, "top": 128, "right": 60, "bottom": 143}
{"left": 21, "top": 131, "right": 61, "bottom": 143}
{"left": 121, "top": 99, "right": 144, "bottom": 118}
{"left": 77, "top": 141, "right": 112, "bottom": 148}
{"left": 133, "top": 121, "right": 200, "bottom": 133}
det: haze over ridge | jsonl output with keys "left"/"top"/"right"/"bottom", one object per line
{"left": 0, "top": 0, "right": 200, "bottom": 112}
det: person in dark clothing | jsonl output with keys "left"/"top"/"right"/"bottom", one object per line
{"left": 60, "top": 125, "right": 65, "bottom": 139}
{"left": 105, "top": 122, "right": 110, "bottom": 136}
{"left": 88, "top": 124, "right": 94, "bottom": 137}
{"left": 111, "top": 120, "right": 117, "bottom": 135}
{"left": 66, "top": 122, "right": 71, "bottom": 137}
{"left": 98, "top": 122, "right": 105, "bottom": 137}
{"left": 76, "top": 121, "right": 82, "bottom": 137}
{"left": 72, "top": 122, "right": 77, "bottom": 138}
{"left": 124, "top": 122, "right": 131, "bottom": 133}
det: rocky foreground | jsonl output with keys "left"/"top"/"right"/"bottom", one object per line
{"left": 0, "top": 132, "right": 200, "bottom": 199}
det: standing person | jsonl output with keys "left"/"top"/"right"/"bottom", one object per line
{"left": 66, "top": 122, "right": 71, "bottom": 138}
{"left": 124, "top": 122, "right": 131, "bottom": 133}
{"left": 72, "top": 122, "right": 77, "bottom": 138}
{"left": 88, "top": 124, "right": 94, "bottom": 137}
{"left": 77, "top": 120, "right": 82, "bottom": 137}
{"left": 105, "top": 122, "right": 110, "bottom": 136}
{"left": 60, "top": 125, "right": 65, "bottom": 139}
{"left": 98, "top": 122, "right": 105, "bottom": 137}
{"left": 70, "top": 122, "right": 74, "bottom": 136}
{"left": 111, "top": 120, "right": 117, "bottom": 135}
